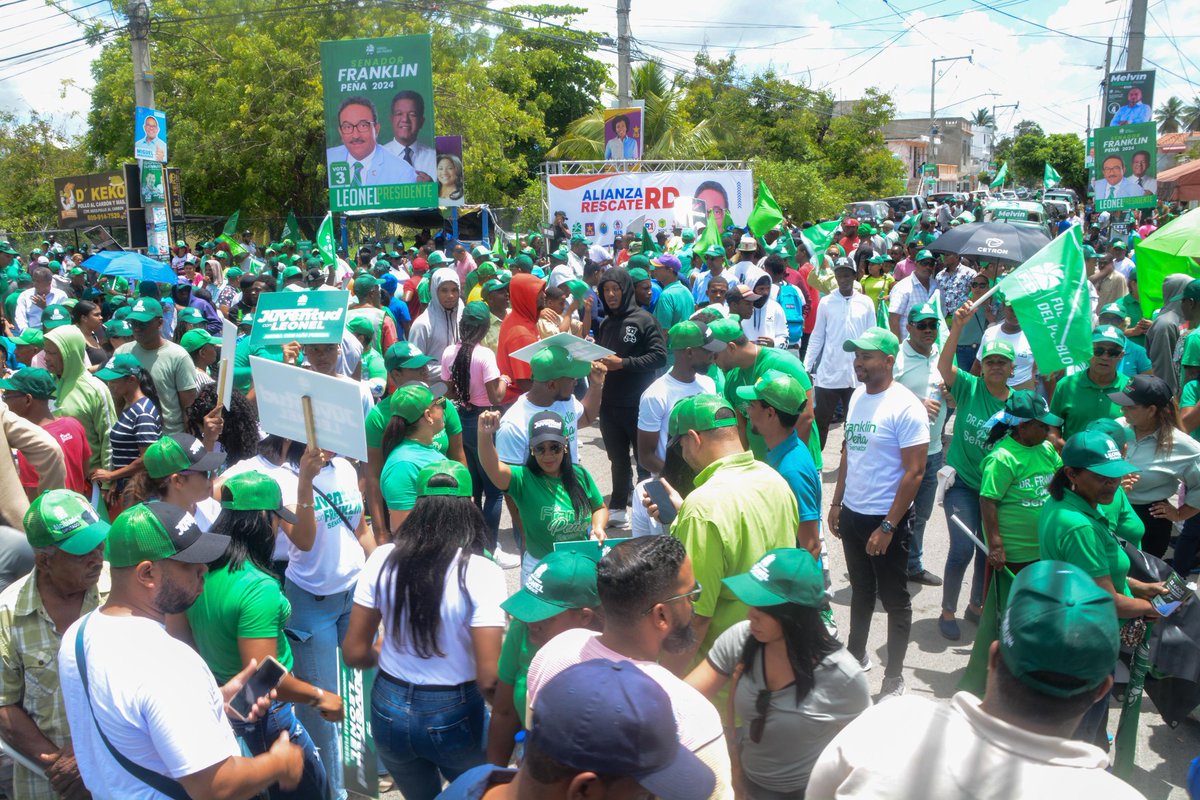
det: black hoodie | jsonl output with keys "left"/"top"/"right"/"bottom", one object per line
{"left": 596, "top": 267, "right": 667, "bottom": 408}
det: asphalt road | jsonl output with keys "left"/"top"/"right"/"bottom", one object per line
{"left": 378, "top": 417, "right": 1200, "bottom": 800}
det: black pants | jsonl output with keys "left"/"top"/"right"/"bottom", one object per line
{"left": 1133, "top": 502, "right": 1174, "bottom": 559}
{"left": 814, "top": 386, "right": 857, "bottom": 451}
{"left": 840, "top": 506, "right": 913, "bottom": 678}
{"left": 600, "top": 408, "right": 646, "bottom": 510}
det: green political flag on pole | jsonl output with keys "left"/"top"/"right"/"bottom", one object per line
{"left": 692, "top": 210, "right": 722, "bottom": 256}
{"left": 779, "top": 229, "right": 798, "bottom": 267}
{"left": 639, "top": 226, "right": 659, "bottom": 257}
{"left": 281, "top": 210, "right": 300, "bottom": 243}
{"left": 989, "top": 161, "right": 1008, "bottom": 188}
{"left": 800, "top": 217, "right": 842, "bottom": 258}
{"left": 316, "top": 212, "right": 337, "bottom": 267}
{"left": 1043, "top": 162, "right": 1062, "bottom": 190}
{"left": 216, "top": 211, "right": 248, "bottom": 258}
{"left": 994, "top": 226, "right": 1092, "bottom": 373}
{"left": 747, "top": 180, "right": 785, "bottom": 238}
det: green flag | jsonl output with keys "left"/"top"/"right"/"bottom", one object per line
{"left": 692, "top": 210, "right": 722, "bottom": 256}
{"left": 990, "top": 161, "right": 1008, "bottom": 188}
{"left": 747, "top": 180, "right": 785, "bottom": 238}
{"left": 800, "top": 217, "right": 842, "bottom": 258}
{"left": 779, "top": 229, "right": 798, "bottom": 267}
{"left": 316, "top": 212, "right": 336, "bottom": 267}
{"left": 994, "top": 227, "right": 1092, "bottom": 373}
{"left": 1043, "top": 162, "right": 1062, "bottom": 190}
{"left": 639, "top": 226, "right": 658, "bottom": 257}
{"left": 222, "top": 210, "right": 240, "bottom": 238}
{"left": 1132, "top": 206, "right": 1200, "bottom": 318}
{"left": 216, "top": 210, "right": 247, "bottom": 258}
{"left": 281, "top": 210, "right": 300, "bottom": 243}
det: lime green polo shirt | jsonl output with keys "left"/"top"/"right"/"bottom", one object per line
{"left": 979, "top": 437, "right": 1061, "bottom": 562}
{"left": 185, "top": 563, "right": 293, "bottom": 685}
{"left": 1049, "top": 369, "right": 1129, "bottom": 441}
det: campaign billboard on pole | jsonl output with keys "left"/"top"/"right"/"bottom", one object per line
{"left": 134, "top": 106, "right": 168, "bottom": 162}
{"left": 55, "top": 171, "right": 127, "bottom": 228}
{"left": 320, "top": 34, "right": 437, "bottom": 212}
{"left": 1092, "top": 122, "right": 1157, "bottom": 212}
{"left": 434, "top": 135, "right": 464, "bottom": 207}
{"left": 603, "top": 104, "right": 644, "bottom": 161}
{"left": 1104, "top": 70, "right": 1155, "bottom": 127}
{"left": 547, "top": 170, "right": 753, "bottom": 243}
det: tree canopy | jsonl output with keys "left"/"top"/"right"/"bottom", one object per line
{"left": 991, "top": 120, "right": 1085, "bottom": 195}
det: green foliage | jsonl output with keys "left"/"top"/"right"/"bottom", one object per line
{"left": 1155, "top": 96, "right": 1186, "bottom": 134}
{"left": 0, "top": 112, "right": 87, "bottom": 231}
{"left": 991, "top": 120, "right": 1085, "bottom": 195}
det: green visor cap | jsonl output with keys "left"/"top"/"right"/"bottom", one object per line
{"left": 723, "top": 548, "right": 826, "bottom": 608}
{"left": 220, "top": 472, "right": 296, "bottom": 524}
{"left": 668, "top": 393, "right": 737, "bottom": 439}
{"left": 979, "top": 339, "right": 1016, "bottom": 361}
{"left": 417, "top": 459, "right": 473, "bottom": 497}
{"left": 24, "top": 489, "right": 110, "bottom": 555}
{"left": 531, "top": 346, "right": 591, "bottom": 382}
{"left": 1061, "top": 431, "right": 1139, "bottom": 478}
{"left": 143, "top": 433, "right": 227, "bottom": 479}
{"left": 106, "top": 501, "right": 230, "bottom": 568}
{"left": 0, "top": 367, "right": 57, "bottom": 398}
{"left": 735, "top": 369, "right": 807, "bottom": 415}
{"left": 384, "top": 342, "right": 434, "bottom": 371}
{"left": 667, "top": 320, "right": 726, "bottom": 352}
{"left": 180, "top": 329, "right": 220, "bottom": 354}
{"left": 502, "top": 550, "right": 600, "bottom": 623}
{"left": 999, "top": 560, "right": 1119, "bottom": 698}
{"left": 842, "top": 327, "right": 900, "bottom": 357}
{"left": 1005, "top": 389, "right": 1063, "bottom": 427}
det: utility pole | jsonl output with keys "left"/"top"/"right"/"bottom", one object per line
{"left": 616, "top": 0, "right": 631, "bottom": 107}
{"left": 128, "top": 0, "right": 154, "bottom": 109}
{"left": 991, "top": 102, "right": 1018, "bottom": 168}
{"left": 1126, "top": 0, "right": 1147, "bottom": 71}
{"left": 928, "top": 54, "right": 972, "bottom": 195}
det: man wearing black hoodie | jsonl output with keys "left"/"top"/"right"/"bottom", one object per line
{"left": 596, "top": 267, "right": 667, "bottom": 528}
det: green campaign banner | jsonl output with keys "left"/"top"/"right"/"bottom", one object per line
{"left": 1092, "top": 122, "right": 1157, "bottom": 212}
{"left": 249, "top": 289, "right": 350, "bottom": 347}
{"left": 338, "top": 653, "right": 379, "bottom": 798}
{"left": 320, "top": 35, "right": 437, "bottom": 213}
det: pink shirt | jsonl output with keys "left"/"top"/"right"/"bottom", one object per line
{"left": 440, "top": 342, "right": 501, "bottom": 408}
{"left": 893, "top": 257, "right": 916, "bottom": 281}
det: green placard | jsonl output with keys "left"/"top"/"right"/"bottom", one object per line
{"left": 553, "top": 537, "right": 631, "bottom": 560}
{"left": 1092, "top": 122, "right": 1157, "bottom": 212}
{"left": 249, "top": 289, "right": 350, "bottom": 346}
{"left": 320, "top": 35, "right": 438, "bottom": 212}
{"left": 338, "top": 653, "right": 378, "bottom": 798}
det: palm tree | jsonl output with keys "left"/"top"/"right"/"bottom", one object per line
{"left": 971, "top": 108, "right": 995, "bottom": 128}
{"left": 1156, "top": 96, "right": 1185, "bottom": 133}
{"left": 1184, "top": 96, "right": 1200, "bottom": 132}
{"left": 547, "top": 61, "right": 716, "bottom": 160}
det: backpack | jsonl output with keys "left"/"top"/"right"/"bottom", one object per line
{"left": 776, "top": 283, "right": 805, "bottom": 346}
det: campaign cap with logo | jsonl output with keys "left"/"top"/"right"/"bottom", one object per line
{"left": 502, "top": 550, "right": 599, "bottom": 623}
{"left": 106, "top": 501, "right": 230, "bottom": 568}
{"left": 24, "top": 489, "right": 110, "bottom": 555}
{"left": 143, "top": 433, "right": 227, "bottom": 479}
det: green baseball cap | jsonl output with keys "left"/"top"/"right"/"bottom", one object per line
{"left": 667, "top": 320, "right": 726, "bottom": 352}
{"left": 0, "top": 367, "right": 56, "bottom": 399}
{"left": 225, "top": 267, "right": 244, "bottom": 281}
{"left": 859, "top": 223, "right": 876, "bottom": 236}
{"left": 215, "top": 251, "right": 229, "bottom": 260}
{"left": 907, "top": 302, "right": 940, "bottom": 324}
{"left": 220, "top": 472, "right": 296, "bottom": 523}
{"left": 502, "top": 550, "right": 600, "bottom": 623}
{"left": 384, "top": 342, "right": 434, "bottom": 372}
{"left": 416, "top": 459, "right": 473, "bottom": 498}
{"left": 12, "top": 329, "right": 44, "bottom": 347}
{"left": 1081, "top": 245, "right": 1098, "bottom": 259}
{"left": 707, "top": 316, "right": 744, "bottom": 343}
{"left": 281, "top": 265, "right": 303, "bottom": 281}
{"left": 103, "top": 320, "right": 133, "bottom": 338}
{"left": 175, "top": 240, "right": 186, "bottom": 248}
{"left": 916, "top": 249, "right": 935, "bottom": 262}
{"left": 626, "top": 254, "right": 651, "bottom": 272}
{"left": 483, "top": 277, "right": 510, "bottom": 294}
{"left": 1085, "top": 418, "right": 1128, "bottom": 449}
{"left": 106, "top": 501, "right": 230, "bottom": 568}
{"left": 1005, "top": 389, "right": 1062, "bottom": 427}
{"left": 703, "top": 244, "right": 726, "bottom": 258}
{"left": 867, "top": 254, "right": 889, "bottom": 264}
{"left": 570, "top": 234, "right": 592, "bottom": 246}
{"left": 143, "top": 433, "right": 227, "bottom": 479}
{"left": 125, "top": 297, "right": 163, "bottom": 323}
{"left": 180, "top": 329, "right": 220, "bottom": 354}
{"left": 510, "top": 254, "right": 534, "bottom": 272}
{"left": 531, "top": 346, "right": 591, "bottom": 382}
{"left": 426, "top": 251, "right": 449, "bottom": 267}
{"left": 667, "top": 393, "right": 737, "bottom": 440}
{"left": 1168, "top": 279, "right": 1200, "bottom": 303}
{"left": 1061, "top": 431, "right": 1138, "bottom": 478}
{"left": 390, "top": 382, "right": 440, "bottom": 424}
{"left": 346, "top": 316, "right": 375, "bottom": 338}
{"left": 564, "top": 279, "right": 589, "bottom": 302}
{"left": 353, "top": 274, "right": 379, "bottom": 299}
{"left": 722, "top": 548, "right": 825, "bottom": 609}
{"left": 95, "top": 354, "right": 145, "bottom": 381}
{"left": 681, "top": 228, "right": 696, "bottom": 242}
{"left": 550, "top": 246, "right": 570, "bottom": 261}
{"left": 1111, "top": 240, "right": 1127, "bottom": 250}
{"left": 475, "top": 261, "right": 497, "bottom": 280}
{"left": 24, "top": 489, "right": 110, "bottom": 555}
{"left": 735, "top": 369, "right": 807, "bottom": 415}
{"left": 42, "top": 305, "right": 71, "bottom": 330}
{"left": 69, "top": 267, "right": 86, "bottom": 277}
{"left": 999, "top": 560, "right": 1119, "bottom": 698}
{"left": 0, "top": 241, "right": 17, "bottom": 256}
{"left": 1096, "top": 303, "right": 1124, "bottom": 321}
{"left": 176, "top": 307, "right": 206, "bottom": 326}
{"left": 1092, "top": 325, "right": 1126, "bottom": 349}
{"left": 462, "top": 301, "right": 491, "bottom": 324}
{"left": 979, "top": 339, "right": 1016, "bottom": 361}
{"left": 628, "top": 267, "right": 651, "bottom": 284}
{"left": 842, "top": 327, "right": 900, "bottom": 357}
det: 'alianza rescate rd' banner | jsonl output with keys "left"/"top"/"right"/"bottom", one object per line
{"left": 547, "top": 170, "right": 753, "bottom": 243}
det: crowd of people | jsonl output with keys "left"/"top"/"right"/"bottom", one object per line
{"left": 0, "top": 199, "right": 1194, "bottom": 800}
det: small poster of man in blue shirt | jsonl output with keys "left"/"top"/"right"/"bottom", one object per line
{"left": 603, "top": 108, "right": 642, "bottom": 161}
{"left": 1111, "top": 87, "right": 1152, "bottom": 125}
{"left": 134, "top": 106, "right": 168, "bottom": 162}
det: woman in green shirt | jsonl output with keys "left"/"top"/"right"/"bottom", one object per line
{"left": 380, "top": 382, "right": 448, "bottom": 531}
{"left": 859, "top": 254, "right": 894, "bottom": 310}
{"left": 478, "top": 408, "right": 607, "bottom": 581}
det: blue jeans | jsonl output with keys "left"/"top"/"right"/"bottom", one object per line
{"left": 458, "top": 407, "right": 503, "bottom": 546}
{"left": 908, "top": 450, "right": 944, "bottom": 575}
{"left": 1174, "top": 514, "right": 1200, "bottom": 575}
{"left": 231, "top": 701, "right": 327, "bottom": 799}
{"left": 371, "top": 675, "right": 488, "bottom": 800}
{"left": 284, "top": 579, "right": 354, "bottom": 800}
{"left": 942, "top": 482, "right": 986, "bottom": 615}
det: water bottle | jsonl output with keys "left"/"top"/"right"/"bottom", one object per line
{"left": 513, "top": 730, "right": 527, "bottom": 766}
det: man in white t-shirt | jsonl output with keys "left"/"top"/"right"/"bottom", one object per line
{"left": 808, "top": 561, "right": 1143, "bottom": 800}
{"left": 59, "top": 501, "right": 303, "bottom": 799}
{"left": 526, "top": 536, "right": 732, "bottom": 800}
{"left": 828, "top": 328, "right": 929, "bottom": 701}
{"left": 637, "top": 320, "right": 723, "bottom": 475}
{"left": 495, "top": 348, "right": 605, "bottom": 465}
{"left": 975, "top": 304, "right": 1036, "bottom": 390}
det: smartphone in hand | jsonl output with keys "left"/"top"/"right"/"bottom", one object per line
{"left": 228, "top": 656, "right": 288, "bottom": 721}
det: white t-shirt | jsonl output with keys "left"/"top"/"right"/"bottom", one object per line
{"left": 496, "top": 395, "right": 585, "bottom": 465}
{"left": 637, "top": 373, "right": 715, "bottom": 464}
{"left": 59, "top": 612, "right": 240, "bottom": 797}
{"left": 841, "top": 382, "right": 929, "bottom": 515}
{"left": 892, "top": 341, "right": 947, "bottom": 457}
{"left": 191, "top": 497, "right": 223, "bottom": 533}
{"left": 354, "top": 543, "right": 506, "bottom": 685}
{"left": 276, "top": 458, "right": 365, "bottom": 595}
{"left": 977, "top": 324, "right": 1036, "bottom": 387}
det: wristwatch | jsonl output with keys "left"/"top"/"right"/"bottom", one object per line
{"left": 880, "top": 519, "right": 896, "bottom": 535}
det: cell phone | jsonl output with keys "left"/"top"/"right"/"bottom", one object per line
{"left": 644, "top": 479, "right": 677, "bottom": 526}
{"left": 228, "top": 656, "right": 288, "bottom": 721}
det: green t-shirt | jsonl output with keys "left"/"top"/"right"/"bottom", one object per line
{"left": 723, "top": 347, "right": 822, "bottom": 470}
{"left": 184, "top": 563, "right": 294, "bottom": 684}
{"left": 1182, "top": 380, "right": 1200, "bottom": 440}
{"left": 945, "top": 371, "right": 1008, "bottom": 491}
{"left": 364, "top": 393, "right": 459, "bottom": 455}
{"left": 507, "top": 464, "right": 604, "bottom": 559}
{"left": 115, "top": 340, "right": 198, "bottom": 436}
{"left": 1039, "top": 490, "right": 1132, "bottom": 598}
{"left": 362, "top": 349, "right": 386, "bottom": 384}
{"left": 1182, "top": 330, "right": 1200, "bottom": 370}
{"left": 381, "top": 439, "right": 446, "bottom": 510}
{"left": 497, "top": 620, "right": 535, "bottom": 727}
{"left": 1099, "top": 487, "right": 1144, "bottom": 549}
{"left": 1117, "top": 294, "right": 1145, "bottom": 347}
{"left": 653, "top": 281, "right": 696, "bottom": 332}
{"left": 979, "top": 437, "right": 1061, "bottom": 562}
{"left": 232, "top": 338, "right": 285, "bottom": 393}
{"left": 1048, "top": 369, "right": 1128, "bottom": 441}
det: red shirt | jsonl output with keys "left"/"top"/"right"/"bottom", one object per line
{"left": 19, "top": 416, "right": 91, "bottom": 495}
{"left": 795, "top": 262, "right": 820, "bottom": 334}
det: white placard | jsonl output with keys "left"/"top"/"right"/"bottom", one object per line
{"left": 509, "top": 332, "right": 614, "bottom": 364}
{"left": 220, "top": 318, "right": 237, "bottom": 410}
{"left": 249, "top": 357, "right": 368, "bottom": 461}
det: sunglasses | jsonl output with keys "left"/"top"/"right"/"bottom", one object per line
{"left": 641, "top": 582, "right": 703, "bottom": 615}
{"left": 911, "top": 320, "right": 938, "bottom": 331}
{"left": 531, "top": 442, "right": 564, "bottom": 456}
{"left": 749, "top": 689, "right": 772, "bottom": 744}
{"left": 970, "top": 280, "right": 990, "bottom": 288}
{"left": 1093, "top": 346, "right": 1123, "bottom": 358}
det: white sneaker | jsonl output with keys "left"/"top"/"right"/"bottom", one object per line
{"left": 608, "top": 508, "right": 630, "bottom": 529}
{"left": 493, "top": 545, "right": 521, "bottom": 569}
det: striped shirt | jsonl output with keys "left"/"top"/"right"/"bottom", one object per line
{"left": 109, "top": 396, "right": 162, "bottom": 469}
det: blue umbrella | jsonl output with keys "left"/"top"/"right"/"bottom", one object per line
{"left": 81, "top": 251, "right": 177, "bottom": 284}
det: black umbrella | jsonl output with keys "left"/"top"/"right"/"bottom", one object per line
{"left": 925, "top": 222, "right": 1051, "bottom": 264}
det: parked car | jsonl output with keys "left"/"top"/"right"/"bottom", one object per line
{"left": 1043, "top": 199, "right": 1071, "bottom": 221}
{"left": 928, "top": 191, "right": 969, "bottom": 206}
{"left": 999, "top": 190, "right": 1019, "bottom": 200}
{"left": 1044, "top": 189, "right": 1078, "bottom": 205}
{"left": 844, "top": 201, "right": 892, "bottom": 227}
{"left": 882, "top": 195, "right": 929, "bottom": 219}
